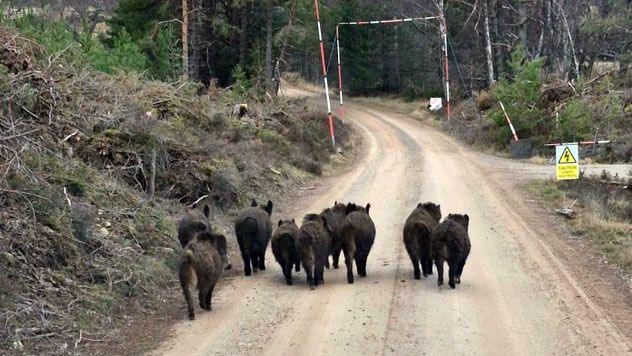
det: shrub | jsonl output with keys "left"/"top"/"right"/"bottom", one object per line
{"left": 557, "top": 99, "right": 593, "bottom": 142}
{"left": 488, "top": 45, "right": 544, "bottom": 145}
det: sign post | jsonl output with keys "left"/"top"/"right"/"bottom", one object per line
{"left": 556, "top": 143, "right": 579, "bottom": 180}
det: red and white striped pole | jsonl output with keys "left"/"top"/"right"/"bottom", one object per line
{"left": 335, "top": 25, "right": 344, "bottom": 121}
{"left": 313, "top": 0, "right": 336, "bottom": 149}
{"left": 499, "top": 101, "right": 519, "bottom": 141}
{"left": 438, "top": 0, "right": 451, "bottom": 120}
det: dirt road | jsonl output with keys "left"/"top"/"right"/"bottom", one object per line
{"left": 154, "top": 101, "right": 631, "bottom": 355}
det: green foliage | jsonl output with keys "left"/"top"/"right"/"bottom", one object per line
{"left": 1, "top": 11, "right": 149, "bottom": 75}
{"left": 231, "top": 64, "right": 252, "bottom": 99}
{"left": 488, "top": 46, "right": 544, "bottom": 145}
{"left": 557, "top": 99, "right": 593, "bottom": 141}
{"left": 108, "top": 0, "right": 181, "bottom": 80}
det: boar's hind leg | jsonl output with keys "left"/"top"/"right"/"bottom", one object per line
{"left": 409, "top": 254, "right": 421, "bottom": 280}
{"left": 420, "top": 255, "right": 432, "bottom": 277}
{"left": 447, "top": 258, "right": 457, "bottom": 289}
{"left": 343, "top": 247, "right": 355, "bottom": 284}
{"left": 314, "top": 258, "right": 325, "bottom": 286}
{"left": 241, "top": 251, "right": 253, "bottom": 276}
{"left": 305, "top": 264, "right": 315, "bottom": 290}
{"left": 257, "top": 250, "right": 266, "bottom": 271}
{"left": 282, "top": 261, "right": 293, "bottom": 285}
{"left": 332, "top": 244, "right": 342, "bottom": 269}
{"left": 435, "top": 259, "right": 444, "bottom": 286}
{"left": 179, "top": 264, "right": 195, "bottom": 320}
{"left": 455, "top": 251, "right": 469, "bottom": 284}
{"left": 204, "top": 285, "right": 215, "bottom": 310}
{"left": 355, "top": 253, "right": 368, "bottom": 277}
{"left": 199, "top": 285, "right": 211, "bottom": 310}
{"left": 425, "top": 257, "right": 434, "bottom": 276}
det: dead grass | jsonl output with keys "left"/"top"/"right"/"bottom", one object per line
{"left": 530, "top": 177, "right": 632, "bottom": 275}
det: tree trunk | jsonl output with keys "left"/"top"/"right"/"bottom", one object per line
{"left": 556, "top": 0, "right": 580, "bottom": 78}
{"left": 181, "top": 0, "right": 189, "bottom": 81}
{"left": 492, "top": 0, "right": 504, "bottom": 77}
{"left": 483, "top": 0, "right": 495, "bottom": 86}
{"left": 265, "top": 0, "right": 274, "bottom": 95}
{"left": 518, "top": 0, "right": 528, "bottom": 50}
{"left": 239, "top": 3, "right": 249, "bottom": 69}
{"left": 274, "top": 0, "right": 296, "bottom": 94}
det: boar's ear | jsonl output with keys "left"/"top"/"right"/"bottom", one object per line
{"left": 417, "top": 203, "right": 423, "bottom": 208}
{"left": 365, "top": 203, "right": 371, "bottom": 214}
{"left": 203, "top": 204, "right": 210, "bottom": 219}
{"left": 251, "top": 198, "right": 258, "bottom": 207}
{"left": 278, "top": 220, "right": 283, "bottom": 227}
{"left": 265, "top": 200, "right": 273, "bottom": 215}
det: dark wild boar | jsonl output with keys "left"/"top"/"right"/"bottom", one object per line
{"left": 432, "top": 213, "right": 471, "bottom": 289}
{"left": 271, "top": 219, "right": 301, "bottom": 285}
{"left": 179, "top": 231, "right": 227, "bottom": 320}
{"left": 403, "top": 202, "right": 442, "bottom": 279}
{"left": 297, "top": 214, "right": 333, "bottom": 290}
{"left": 234, "top": 200, "right": 273, "bottom": 276}
{"left": 319, "top": 201, "right": 347, "bottom": 269}
{"left": 339, "top": 203, "right": 376, "bottom": 284}
{"left": 178, "top": 204, "right": 211, "bottom": 248}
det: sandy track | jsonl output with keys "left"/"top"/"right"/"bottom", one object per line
{"left": 153, "top": 102, "right": 630, "bottom": 355}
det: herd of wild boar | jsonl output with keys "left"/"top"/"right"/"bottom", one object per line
{"left": 176, "top": 200, "right": 471, "bottom": 320}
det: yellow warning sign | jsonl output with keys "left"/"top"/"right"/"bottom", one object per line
{"left": 556, "top": 144, "right": 579, "bottom": 180}
{"left": 558, "top": 147, "right": 577, "bottom": 164}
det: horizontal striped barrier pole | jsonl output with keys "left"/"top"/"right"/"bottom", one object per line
{"left": 338, "top": 16, "right": 437, "bottom": 26}
{"left": 543, "top": 140, "right": 611, "bottom": 147}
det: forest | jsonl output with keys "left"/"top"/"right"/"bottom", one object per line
{"left": 4, "top": 0, "right": 630, "bottom": 93}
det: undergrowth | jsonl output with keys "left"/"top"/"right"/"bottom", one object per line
{"left": 530, "top": 174, "right": 632, "bottom": 275}
{"left": 0, "top": 25, "right": 350, "bottom": 354}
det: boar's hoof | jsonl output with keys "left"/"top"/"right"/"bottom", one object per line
{"left": 455, "top": 276, "right": 460, "bottom": 284}
{"left": 188, "top": 313, "right": 195, "bottom": 321}
{"left": 449, "top": 281, "right": 456, "bottom": 289}
{"left": 286, "top": 279, "right": 293, "bottom": 286}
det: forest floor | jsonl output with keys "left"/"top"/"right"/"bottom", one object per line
{"left": 146, "top": 87, "right": 631, "bottom": 355}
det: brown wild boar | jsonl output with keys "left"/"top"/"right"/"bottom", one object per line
{"left": 319, "top": 201, "right": 347, "bottom": 269}
{"left": 297, "top": 214, "right": 333, "bottom": 290}
{"left": 271, "top": 219, "right": 301, "bottom": 285}
{"left": 179, "top": 231, "right": 227, "bottom": 320}
{"left": 178, "top": 204, "right": 231, "bottom": 269}
{"left": 234, "top": 200, "right": 273, "bottom": 276}
{"left": 339, "top": 203, "right": 376, "bottom": 284}
{"left": 403, "top": 202, "right": 442, "bottom": 279}
{"left": 432, "top": 213, "right": 471, "bottom": 289}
